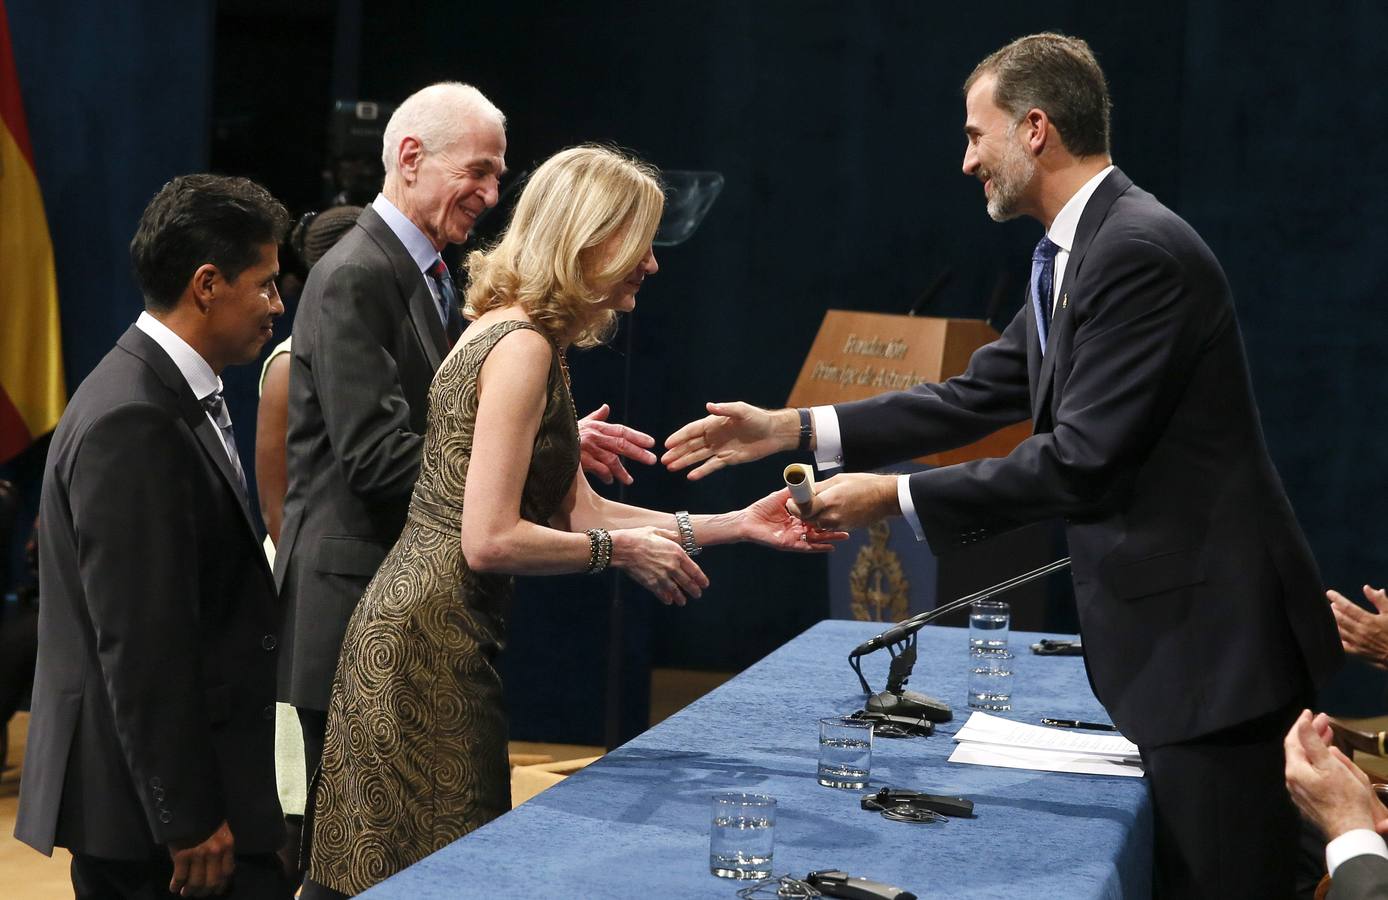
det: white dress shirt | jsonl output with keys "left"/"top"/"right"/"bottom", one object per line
{"left": 372, "top": 193, "right": 449, "bottom": 325}
{"left": 134, "top": 311, "right": 238, "bottom": 469}
{"left": 812, "top": 165, "right": 1116, "bottom": 541}
{"left": 1327, "top": 829, "right": 1388, "bottom": 877}
{"left": 1043, "top": 165, "right": 1115, "bottom": 313}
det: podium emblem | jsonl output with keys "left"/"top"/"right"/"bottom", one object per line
{"left": 849, "top": 520, "right": 910, "bottom": 622}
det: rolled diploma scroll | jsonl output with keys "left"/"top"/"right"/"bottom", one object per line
{"left": 783, "top": 463, "right": 816, "bottom": 509}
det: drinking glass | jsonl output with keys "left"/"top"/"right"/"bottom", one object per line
{"left": 709, "top": 793, "right": 776, "bottom": 879}
{"left": 818, "top": 716, "right": 873, "bottom": 789}
{"left": 967, "top": 649, "right": 1015, "bottom": 711}
{"left": 969, "top": 599, "right": 1010, "bottom": 651}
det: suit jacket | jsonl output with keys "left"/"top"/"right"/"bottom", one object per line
{"left": 835, "top": 168, "right": 1341, "bottom": 747}
{"left": 274, "top": 204, "right": 448, "bottom": 711}
{"left": 1331, "top": 854, "right": 1388, "bottom": 900}
{"left": 15, "top": 326, "right": 283, "bottom": 858}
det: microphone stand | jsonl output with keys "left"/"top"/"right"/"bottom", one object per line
{"left": 849, "top": 558, "right": 1071, "bottom": 728}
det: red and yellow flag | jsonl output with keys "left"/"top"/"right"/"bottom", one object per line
{"left": 0, "top": 0, "right": 65, "bottom": 462}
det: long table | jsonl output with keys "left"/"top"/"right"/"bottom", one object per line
{"left": 364, "top": 621, "right": 1153, "bottom": 899}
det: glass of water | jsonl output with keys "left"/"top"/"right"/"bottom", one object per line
{"left": 709, "top": 793, "right": 776, "bottom": 879}
{"left": 969, "top": 599, "right": 1010, "bottom": 651}
{"left": 967, "top": 649, "right": 1015, "bottom": 710}
{"left": 818, "top": 716, "right": 873, "bottom": 789}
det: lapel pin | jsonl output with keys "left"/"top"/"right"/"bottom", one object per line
{"left": 1061, "top": 293, "right": 1068, "bottom": 309}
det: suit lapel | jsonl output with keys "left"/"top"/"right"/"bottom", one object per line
{"left": 1029, "top": 167, "right": 1133, "bottom": 424}
{"left": 116, "top": 327, "right": 272, "bottom": 582}
{"left": 1024, "top": 282, "right": 1042, "bottom": 400}
{"left": 358, "top": 207, "right": 447, "bottom": 371}
{"left": 1031, "top": 318, "right": 1060, "bottom": 423}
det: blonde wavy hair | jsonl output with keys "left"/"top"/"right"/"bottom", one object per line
{"left": 464, "top": 145, "right": 664, "bottom": 348}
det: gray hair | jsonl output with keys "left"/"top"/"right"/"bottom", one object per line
{"left": 965, "top": 33, "right": 1111, "bottom": 159}
{"left": 381, "top": 82, "right": 506, "bottom": 174}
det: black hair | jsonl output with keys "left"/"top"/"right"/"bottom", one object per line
{"left": 129, "top": 174, "right": 290, "bottom": 311}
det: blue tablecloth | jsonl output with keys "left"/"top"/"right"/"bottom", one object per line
{"left": 364, "top": 621, "right": 1153, "bottom": 899}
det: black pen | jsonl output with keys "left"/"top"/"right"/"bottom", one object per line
{"left": 1040, "top": 718, "right": 1118, "bottom": 731}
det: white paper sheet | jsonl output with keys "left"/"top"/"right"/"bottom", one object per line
{"left": 947, "top": 741, "right": 1146, "bottom": 777}
{"left": 953, "top": 711, "right": 1140, "bottom": 759}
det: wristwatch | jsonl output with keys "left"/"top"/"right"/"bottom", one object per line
{"left": 797, "top": 407, "right": 813, "bottom": 452}
{"left": 674, "top": 510, "right": 701, "bottom": 557}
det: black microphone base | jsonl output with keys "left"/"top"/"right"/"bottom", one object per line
{"left": 866, "top": 689, "right": 952, "bottom": 723}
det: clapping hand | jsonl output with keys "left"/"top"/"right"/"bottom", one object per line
{"left": 741, "top": 488, "right": 849, "bottom": 552}
{"left": 578, "top": 404, "right": 657, "bottom": 486}
{"left": 1284, "top": 709, "right": 1388, "bottom": 841}
{"left": 1329, "top": 585, "right": 1388, "bottom": 669}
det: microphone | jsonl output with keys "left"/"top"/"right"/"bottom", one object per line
{"left": 849, "top": 557, "right": 1071, "bottom": 727}
{"left": 850, "top": 557, "right": 1071, "bottom": 658}
{"left": 851, "top": 621, "right": 914, "bottom": 657}
{"left": 984, "top": 270, "right": 1017, "bottom": 330}
{"left": 906, "top": 269, "right": 953, "bottom": 317}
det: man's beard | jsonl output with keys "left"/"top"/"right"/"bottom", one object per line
{"left": 985, "top": 125, "right": 1036, "bottom": 222}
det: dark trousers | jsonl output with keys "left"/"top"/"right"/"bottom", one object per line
{"left": 298, "top": 705, "right": 328, "bottom": 787}
{"left": 71, "top": 852, "right": 291, "bottom": 900}
{"left": 1141, "top": 701, "right": 1314, "bottom": 900}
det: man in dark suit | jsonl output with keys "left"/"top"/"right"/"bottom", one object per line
{"left": 274, "top": 82, "right": 502, "bottom": 793}
{"left": 663, "top": 33, "right": 1342, "bottom": 898}
{"left": 15, "top": 175, "right": 293, "bottom": 898}
{"left": 276, "top": 82, "right": 658, "bottom": 783}
{"left": 1286, "top": 709, "right": 1388, "bottom": 899}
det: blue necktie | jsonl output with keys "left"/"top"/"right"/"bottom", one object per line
{"left": 428, "top": 258, "right": 463, "bottom": 346}
{"left": 1031, "top": 235, "right": 1060, "bottom": 352}
{"left": 201, "top": 389, "right": 249, "bottom": 500}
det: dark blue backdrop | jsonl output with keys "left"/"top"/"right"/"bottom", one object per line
{"left": 6, "top": 0, "right": 1386, "bottom": 741}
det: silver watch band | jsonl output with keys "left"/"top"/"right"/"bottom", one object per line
{"left": 674, "top": 510, "right": 701, "bottom": 557}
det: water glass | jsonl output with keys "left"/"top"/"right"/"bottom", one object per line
{"left": 969, "top": 599, "right": 1010, "bottom": 651}
{"left": 967, "top": 649, "right": 1015, "bottom": 711}
{"left": 709, "top": 793, "right": 776, "bottom": 879}
{"left": 818, "top": 716, "right": 873, "bottom": 789}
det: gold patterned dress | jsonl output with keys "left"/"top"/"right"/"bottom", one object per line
{"left": 306, "top": 321, "right": 580, "bottom": 894}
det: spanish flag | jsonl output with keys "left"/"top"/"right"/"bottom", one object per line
{"left": 0, "top": 0, "right": 65, "bottom": 462}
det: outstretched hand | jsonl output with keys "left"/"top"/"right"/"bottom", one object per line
{"left": 1329, "top": 585, "right": 1388, "bottom": 669}
{"left": 578, "top": 404, "right": 657, "bottom": 486}
{"left": 741, "top": 488, "right": 850, "bottom": 552}
{"left": 662, "top": 402, "right": 790, "bottom": 481}
{"left": 1284, "top": 709, "right": 1388, "bottom": 841}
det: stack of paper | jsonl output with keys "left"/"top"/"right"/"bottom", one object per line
{"left": 947, "top": 711, "right": 1145, "bottom": 778}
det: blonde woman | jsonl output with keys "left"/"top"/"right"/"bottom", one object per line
{"left": 302, "top": 146, "right": 843, "bottom": 897}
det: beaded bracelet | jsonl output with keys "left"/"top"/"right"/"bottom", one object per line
{"left": 585, "top": 527, "right": 612, "bottom": 574}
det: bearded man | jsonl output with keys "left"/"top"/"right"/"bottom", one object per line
{"left": 663, "top": 33, "right": 1341, "bottom": 899}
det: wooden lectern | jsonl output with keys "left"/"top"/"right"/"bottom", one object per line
{"left": 785, "top": 310, "right": 1030, "bottom": 465}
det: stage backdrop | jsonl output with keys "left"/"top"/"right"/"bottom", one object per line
{"left": 6, "top": 1, "right": 1386, "bottom": 744}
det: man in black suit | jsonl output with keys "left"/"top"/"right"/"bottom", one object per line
{"left": 1285, "top": 709, "right": 1388, "bottom": 899}
{"left": 276, "top": 82, "right": 658, "bottom": 783}
{"left": 663, "top": 33, "right": 1342, "bottom": 898}
{"left": 15, "top": 175, "right": 292, "bottom": 898}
